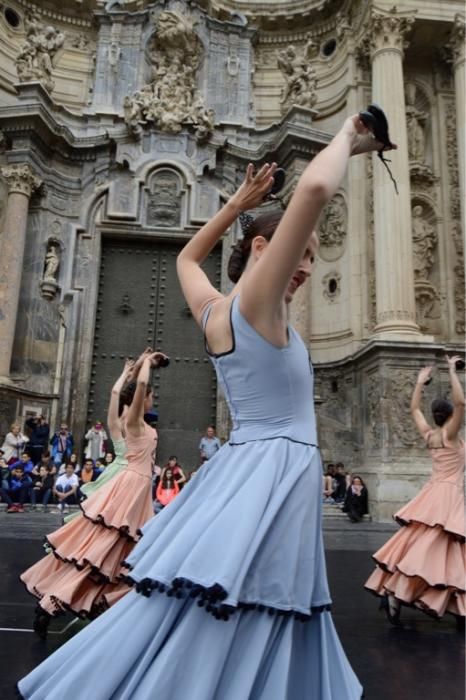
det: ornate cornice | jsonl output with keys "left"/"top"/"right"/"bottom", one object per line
{"left": 359, "top": 6, "right": 416, "bottom": 61}
{"left": 1, "top": 163, "right": 42, "bottom": 196}
{"left": 449, "top": 14, "right": 466, "bottom": 66}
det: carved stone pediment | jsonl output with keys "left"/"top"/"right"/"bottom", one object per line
{"left": 318, "top": 193, "right": 347, "bottom": 262}
{"left": 124, "top": 10, "right": 215, "bottom": 142}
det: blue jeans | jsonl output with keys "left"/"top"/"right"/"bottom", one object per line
{"left": 0, "top": 486, "right": 29, "bottom": 506}
{"left": 55, "top": 484, "right": 78, "bottom": 505}
{"left": 31, "top": 487, "right": 52, "bottom": 506}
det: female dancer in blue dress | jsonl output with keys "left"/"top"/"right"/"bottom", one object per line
{"left": 18, "top": 113, "right": 391, "bottom": 699}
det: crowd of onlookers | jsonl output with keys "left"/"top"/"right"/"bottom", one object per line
{"left": 322, "top": 462, "right": 369, "bottom": 523}
{"left": 0, "top": 416, "right": 223, "bottom": 515}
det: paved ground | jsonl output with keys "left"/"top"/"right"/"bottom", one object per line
{"left": 0, "top": 511, "right": 463, "bottom": 699}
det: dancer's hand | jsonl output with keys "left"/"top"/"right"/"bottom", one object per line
{"left": 229, "top": 163, "right": 278, "bottom": 212}
{"left": 417, "top": 366, "right": 433, "bottom": 385}
{"left": 343, "top": 115, "right": 397, "bottom": 156}
{"left": 445, "top": 354, "right": 462, "bottom": 372}
{"left": 122, "top": 358, "right": 135, "bottom": 377}
{"left": 147, "top": 351, "right": 169, "bottom": 368}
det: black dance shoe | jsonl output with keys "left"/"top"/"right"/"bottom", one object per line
{"left": 379, "top": 595, "right": 402, "bottom": 626}
{"left": 263, "top": 167, "right": 286, "bottom": 201}
{"left": 33, "top": 606, "right": 51, "bottom": 640}
{"left": 359, "top": 104, "right": 399, "bottom": 194}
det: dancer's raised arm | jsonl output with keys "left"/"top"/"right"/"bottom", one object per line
{"left": 240, "top": 116, "right": 385, "bottom": 322}
{"left": 444, "top": 354, "right": 465, "bottom": 440}
{"left": 177, "top": 163, "right": 276, "bottom": 325}
{"left": 107, "top": 358, "right": 134, "bottom": 440}
{"left": 411, "top": 366, "right": 433, "bottom": 437}
{"left": 126, "top": 351, "right": 167, "bottom": 436}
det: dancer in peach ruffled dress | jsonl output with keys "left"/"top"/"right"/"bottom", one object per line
{"left": 365, "top": 354, "right": 465, "bottom": 626}
{"left": 21, "top": 350, "right": 166, "bottom": 638}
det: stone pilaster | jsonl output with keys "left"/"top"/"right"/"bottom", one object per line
{"left": 0, "top": 164, "right": 42, "bottom": 382}
{"left": 450, "top": 15, "right": 466, "bottom": 242}
{"left": 368, "top": 7, "right": 421, "bottom": 338}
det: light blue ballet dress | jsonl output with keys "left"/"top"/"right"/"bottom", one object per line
{"left": 18, "top": 296, "right": 362, "bottom": 700}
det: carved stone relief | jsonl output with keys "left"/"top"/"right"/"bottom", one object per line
{"left": 411, "top": 205, "right": 437, "bottom": 282}
{"left": 366, "top": 372, "right": 382, "bottom": 448}
{"left": 445, "top": 101, "right": 464, "bottom": 335}
{"left": 15, "top": 10, "right": 64, "bottom": 92}
{"left": 322, "top": 271, "right": 341, "bottom": 303}
{"left": 388, "top": 370, "right": 420, "bottom": 447}
{"left": 405, "top": 83, "right": 427, "bottom": 164}
{"left": 124, "top": 11, "right": 214, "bottom": 142}
{"left": 318, "top": 194, "right": 347, "bottom": 262}
{"left": 146, "top": 170, "right": 182, "bottom": 228}
{"left": 276, "top": 35, "right": 319, "bottom": 113}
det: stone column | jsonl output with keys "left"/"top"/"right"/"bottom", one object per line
{"left": 450, "top": 15, "right": 466, "bottom": 240}
{"left": 0, "top": 164, "right": 42, "bottom": 383}
{"left": 369, "top": 7, "right": 421, "bottom": 338}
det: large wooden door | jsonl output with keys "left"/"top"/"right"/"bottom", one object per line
{"left": 88, "top": 237, "right": 221, "bottom": 469}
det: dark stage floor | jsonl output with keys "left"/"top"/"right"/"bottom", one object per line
{"left": 0, "top": 512, "right": 464, "bottom": 699}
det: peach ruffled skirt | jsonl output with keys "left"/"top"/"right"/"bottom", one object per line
{"left": 365, "top": 479, "right": 465, "bottom": 617}
{"left": 21, "top": 468, "right": 154, "bottom": 617}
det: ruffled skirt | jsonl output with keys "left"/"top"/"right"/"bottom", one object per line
{"left": 365, "top": 479, "right": 465, "bottom": 617}
{"left": 20, "top": 464, "right": 153, "bottom": 617}
{"left": 19, "top": 439, "right": 362, "bottom": 699}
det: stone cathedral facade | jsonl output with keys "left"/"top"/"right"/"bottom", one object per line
{"left": 0, "top": 0, "right": 464, "bottom": 519}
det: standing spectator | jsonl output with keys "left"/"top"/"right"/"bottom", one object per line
{"left": 9, "top": 452, "right": 34, "bottom": 477}
{"left": 25, "top": 414, "right": 50, "bottom": 465}
{"left": 199, "top": 425, "right": 221, "bottom": 463}
{"left": 1, "top": 422, "right": 29, "bottom": 464}
{"left": 53, "top": 463, "right": 79, "bottom": 512}
{"left": 331, "top": 462, "right": 347, "bottom": 503}
{"left": 78, "top": 458, "right": 100, "bottom": 485}
{"left": 50, "top": 422, "right": 74, "bottom": 467}
{"left": 0, "top": 464, "right": 32, "bottom": 512}
{"left": 84, "top": 421, "right": 108, "bottom": 461}
{"left": 154, "top": 467, "right": 179, "bottom": 512}
{"left": 30, "top": 465, "right": 54, "bottom": 511}
{"left": 161, "top": 456, "right": 186, "bottom": 489}
{"left": 342, "top": 475, "right": 369, "bottom": 523}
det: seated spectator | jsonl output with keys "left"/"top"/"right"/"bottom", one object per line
{"left": 323, "top": 463, "right": 336, "bottom": 502}
{"left": 50, "top": 422, "right": 74, "bottom": 467}
{"left": 32, "top": 451, "right": 55, "bottom": 477}
{"left": 0, "top": 465, "right": 32, "bottom": 513}
{"left": 342, "top": 475, "right": 369, "bottom": 523}
{"left": 25, "top": 414, "right": 50, "bottom": 465}
{"left": 162, "top": 456, "right": 186, "bottom": 490}
{"left": 154, "top": 467, "right": 179, "bottom": 513}
{"left": 58, "top": 452, "right": 80, "bottom": 475}
{"left": 30, "top": 465, "right": 54, "bottom": 511}
{"left": 1, "top": 422, "right": 29, "bottom": 465}
{"left": 199, "top": 425, "right": 221, "bottom": 463}
{"left": 1, "top": 455, "right": 10, "bottom": 489}
{"left": 53, "top": 463, "right": 79, "bottom": 512}
{"left": 331, "top": 462, "right": 347, "bottom": 503}
{"left": 152, "top": 464, "right": 162, "bottom": 495}
{"left": 78, "top": 458, "right": 100, "bottom": 485}
{"left": 94, "top": 458, "right": 104, "bottom": 473}
{"left": 9, "top": 451, "right": 34, "bottom": 477}
{"left": 104, "top": 452, "right": 115, "bottom": 468}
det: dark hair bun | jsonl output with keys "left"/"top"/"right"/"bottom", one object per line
{"left": 227, "top": 242, "right": 246, "bottom": 283}
{"left": 431, "top": 398, "right": 454, "bottom": 427}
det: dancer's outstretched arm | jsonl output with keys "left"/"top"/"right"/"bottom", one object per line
{"left": 411, "top": 366, "right": 433, "bottom": 438}
{"left": 445, "top": 354, "right": 465, "bottom": 440}
{"left": 126, "top": 351, "right": 166, "bottom": 437}
{"left": 107, "top": 359, "right": 134, "bottom": 441}
{"left": 241, "top": 116, "right": 385, "bottom": 323}
{"left": 177, "top": 164, "right": 275, "bottom": 325}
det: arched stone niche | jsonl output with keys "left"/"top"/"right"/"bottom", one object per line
{"left": 144, "top": 167, "right": 186, "bottom": 228}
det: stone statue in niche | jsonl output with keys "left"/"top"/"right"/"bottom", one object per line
{"left": 318, "top": 195, "right": 346, "bottom": 262}
{"left": 415, "top": 281, "right": 440, "bottom": 330}
{"left": 40, "top": 241, "right": 60, "bottom": 300}
{"left": 411, "top": 205, "right": 437, "bottom": 281}
{"left": 15, "top": 10, "right": 64, "bottom": 92}
{"left": 277, "top": 41, "right": 318, "bottom": 113}
{"left": 124, "top": 11, "right": 215, "bottom": 142}
{"left": 147, "top": 171, "right": 181, "bottom": 227}
{"left": 405, "top": 84, "right": 427, "bottom": 163}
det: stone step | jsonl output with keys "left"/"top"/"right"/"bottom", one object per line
{"left": 322, "top": 503, "right": 372, "bottom": 521}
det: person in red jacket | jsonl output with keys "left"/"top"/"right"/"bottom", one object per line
{"left": 154, "top": 467, "right": 179, "bottom": 512}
